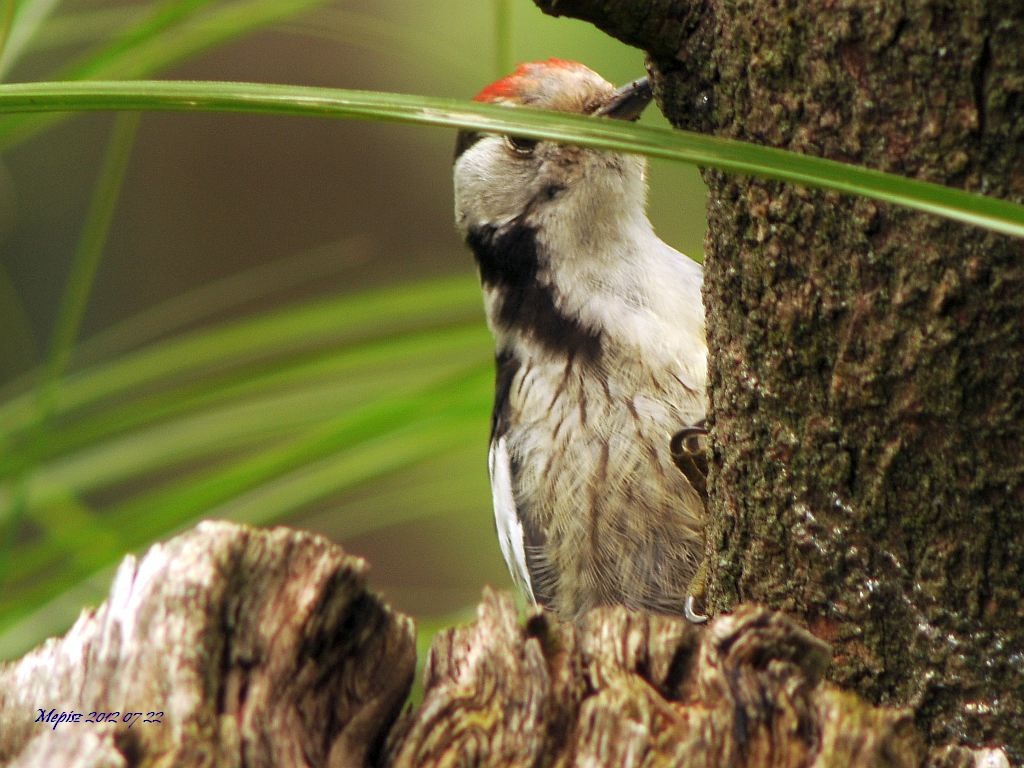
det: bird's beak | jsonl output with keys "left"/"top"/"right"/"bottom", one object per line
{"left": 595, "top": 76, "right": 653, "bottom": 121}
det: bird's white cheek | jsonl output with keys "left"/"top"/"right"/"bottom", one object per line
{"left": 454, "top": 143, "right": 543, "bottom": 232}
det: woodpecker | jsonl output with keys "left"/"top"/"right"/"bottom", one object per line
{"left": 454, "top": 60, "right": 709, "bottom": 623}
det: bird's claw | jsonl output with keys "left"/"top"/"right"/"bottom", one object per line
{"left": 684, "top": 594, "right": 708, "bottom": 624}
{"left": 684, "top": 547, "right": 710, "bottom": 624}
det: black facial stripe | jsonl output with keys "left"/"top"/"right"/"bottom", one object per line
{"left": 469, "top": 221, "right": 537, "bottom": 289}
{"left": 454, "top": 130, "right": 484, "bottom": 161}
{"left": 467, "top": 223, "right": 602, "bottom": 361}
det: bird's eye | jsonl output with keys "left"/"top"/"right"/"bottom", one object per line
{"left": 505, "top": 135, "right": 538, "bottom": 154}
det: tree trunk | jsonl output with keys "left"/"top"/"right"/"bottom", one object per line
{"left": 0, "top": 522, "right": 1006, "bottom": 766}
{"left": 537, "top": 0, "right": 1024, "bottom": 761}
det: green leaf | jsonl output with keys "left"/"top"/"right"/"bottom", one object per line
{"left": 0, "top": 79, "right": 1021, "bottom": 238}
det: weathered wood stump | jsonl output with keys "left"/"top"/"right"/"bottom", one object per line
{"left": 0, "top": 523, "right": 1008, "bottom": 766}
{"left": 0, "top": 521, "right": 415, "bottom": 768}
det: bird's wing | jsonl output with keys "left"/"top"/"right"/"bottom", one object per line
{"left": 488, "top": 435, "right": 536, "bottom": 603}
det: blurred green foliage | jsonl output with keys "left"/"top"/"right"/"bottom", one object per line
{"left": 0, "top": 0, "right": 706, "bottom": 660}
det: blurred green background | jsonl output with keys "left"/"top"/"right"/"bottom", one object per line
{"left": 0, "top": 0, "right": 707, "bottom": 660}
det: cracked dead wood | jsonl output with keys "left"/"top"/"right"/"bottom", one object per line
{"left": 387, "top": 589, "right": 1006, "bottom": 768}
{"left": 0, "top": 522, "right": 1007, "bottom": 766}
{"left": 0, "top": 521, "right": 415, "bottom": 768}
{"left": 536, "top": 0, "right": 1024, "bottom": 760}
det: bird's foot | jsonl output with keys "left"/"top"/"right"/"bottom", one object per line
{"left": 684, "top": 553, "right": 709, "bottom": 624}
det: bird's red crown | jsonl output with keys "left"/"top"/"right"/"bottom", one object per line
{"left": 474, "top": 58, "right": 591, "bottom": 104}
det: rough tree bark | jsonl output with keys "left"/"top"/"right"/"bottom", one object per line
{"left": 0, "top": 523, "right": 1007, "bottom": 766}
{"left": 536, "top": 0, "right": 1024, "bottom": 761}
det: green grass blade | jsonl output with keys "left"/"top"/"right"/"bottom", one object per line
{"left": 0, "top": 79, "right": 1020, "bottom": 238}
{"left": 10, "top": 324, "right": 486, "bottom": 472}
{"left": 53, "top": 0, "right": 218, "bottom": 82}
{"left": 39, "top": 113, "right": 138, "bottom": 418}
{"left": 27, "top": 5, "right": 149, "bottom": 53}
{"left": 0, "top": 0, "right": 61, "bottom": 78}
{"left": 0, "top": 432, "right": 486, "bottom": 662}
{"left": 73, "top": 236, "right": 376, "bottom": 364}
{"left": 0, "top": 262, "right": 39, "bottom": 379}
{"left": 0, "top": 0, "right": 15, "bottom": 68}
{"left": 0, "top": 276, "right": 488, "bottom": 594}
{"left": 73, "top": 236, "right": 374, "bottom": 365}
{"left": 0, "top": 236, "right": 372, "bottom": 406}
{"left": 0, "top": 0, "right": 334, "bottom": 146}
{"left": 6, "top": 112, "right": 137, "bottom": 440}
{"left": 211, "top": 405, "right": 486, "bottom": 530}
{"left": 0, "top": 113, "right": 138, "bottom": 586}
{"left": 5, "top": 364, "right": 490, "bottom": 585}
{"left": 0, "top": 552, "right": 116, "bottom": 660}
{"left": 0, "top": 364, "right": 491, "bottom": 631}
{"left": 5, "top": 325, "right": 489, "bottom": 501}
{"left": 1, "top": 342, "right": 491, "bottom": 585}
{"left": 0, "top": 273, "right": 482, "bottom": 440}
